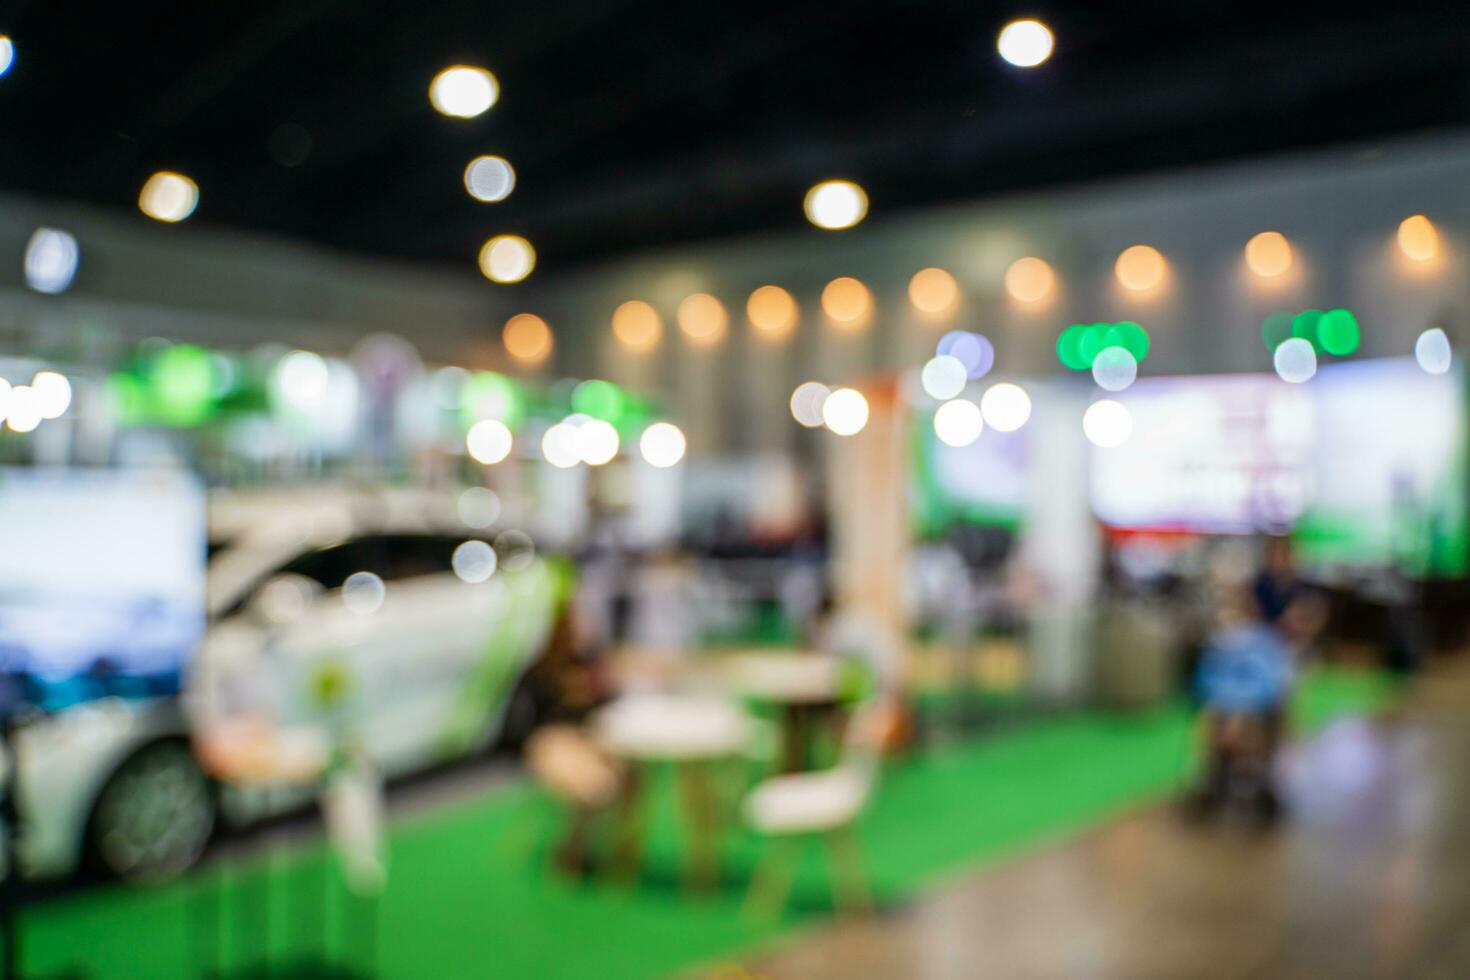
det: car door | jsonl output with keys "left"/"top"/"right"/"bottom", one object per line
{"left": 247, "top": 533, "right": 556, "bottom": 777}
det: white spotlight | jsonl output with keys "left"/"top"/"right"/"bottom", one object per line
{"left": 4, "top": 385, "right": 41, "bottom": 433}
{"left": 980, "top": 382, "right": 1031, "bottom": 432}
{"left": 275, "top": 350, "right": 329, "bottom": 407}
{"left": 430, "top": 66, "right": 498, "bottom": 118}
{"left": 1083, "top": 399, "right": 1132, "bottom": 448}
{"left": 921, "top": 355, "right": 968, "bottom": 400}
{"left": 541, "top": 422, "right": 581, "bottom": 468}
{"left": 933, "top": 399, "right": 984, "bottom": 447}
{"left": 639, "top": 422, "right": 687, "bottom": 468}
{"left": 464, "top": 156, "right": 515, "bottom": 202}
{"left": 790, "top": 381, "right": 831, "bottom": 428}
{"left": 24, "top": 228, "right": 79, "bottom": 294}
{"left": 1415, "top": 328, "right": 1452, "bottom": 375}
{"left": 466, "top": 419, "right": 513, "bottom": 464}
{"left": 452, "top": 540, "right": 498, "bottom": 583}
{"left": 821, "top": 387, "right": 869, "bottom": 436}
{"left": 138, "top": 172, "right": 199, "bottom": 223}
{"left": 1273, "top": 337, "right": 1317, "bottom": 384}
{"left": 1091, "top": 347, "right": 1138, "bottom": 392}
{"left": 997, "top": 19, "right": 1054, "bottom": 68}
{"left": 577, "top": 419, "right": 620, "bottom": 466}
{"left": 803, "top": 180, "right": 868, "bottom": 230}
{"left": 30, "top": 371, "right": 72, "bottom": 419}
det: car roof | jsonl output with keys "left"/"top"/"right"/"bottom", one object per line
{"left": 205, "top": 484, "right": 494, "bottom": 615}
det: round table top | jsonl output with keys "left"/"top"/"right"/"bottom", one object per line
{"left": 715, "top": 651, "right": 841, "bottom": 705}
{"left": 592, "top": 692, "right": 752, "bottom": 761}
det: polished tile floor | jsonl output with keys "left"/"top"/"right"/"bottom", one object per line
{"left": 740, "top": 661, "right": 1470, "bottom": 980}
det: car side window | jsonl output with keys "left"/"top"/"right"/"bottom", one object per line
{"left": 278, "top": 541, "right": 366, "bottom": 591}
{"left": 383, "top": 534, "right": 457, "bottom": 580}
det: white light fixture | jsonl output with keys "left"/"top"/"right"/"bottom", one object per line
{"left": 1091, "top": 347, "right": 1138, "bottom": 392}
{"left": 429, "top": 66, "right": 498, "bottom": 118}
{"left": 803, "top": 180, "right": 868, "bottom": 231}
{"left": 577, "top": 419, "right": 620, "bottom": 466}
{"left": 30, "top": 371, "right": 72, "bottom": 419}
{"left": 4, "top": 384, "right": 40, "bottom": 433}
{"left": 1273, "top": 337, "right": 1317, "bottom": 384}
{"left": 464, "top": 156, "right": 515, "bottom": 202}
{"left": 1415, "top": 327, "right": 1452, "bottom": 375}
{"left": 541, "top": 422, "right": 581, "bottom": 468}
{"left": 0, "top": 36, "right": 14, "bottom": 78}
{"left": 452, "top": 540, "right": 498, "bottom": 583}
{"left": 466, "top": 419, "right": 513, "bottom": 464}
{"left": 821, "top": 387, "right": 869, "bottom": 436}
{"left": 1083, "top": 399, "right": 1132, "bottom": 448}
{"left": 24, "top": 228, "right": 79, "bottom": 294}
{"left": 789, "top": 381, "right": 831, "bottom": 428}
{"left": 934, "top": 399, "right": 984, "bottom": 447}
{"left": 479, "top": 235, "right": 535, "bottom": 283}
{"left": 139, "top": 171, "right": 199, "bottom": 223}
{"left": 997, "top": 19, "right": 1054, "bottom": 68}
{"left": 274, "top": 350, "right": 329, "bottom": 408}
{"left": 639, "top": 422, "right": 687, "bottom": 468}
{"left": 342, "top": 571, "right": 386, "bottom": 614}
{"left": 980, "top": 382, "right": 1032, "bottom": 432}
{"left": 921, "top": 355, "right": 968, "bottom": 400}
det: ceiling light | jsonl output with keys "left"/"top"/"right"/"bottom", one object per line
{"left": 503, "top": 313, "right": 553, "bottom": 365}
{"left": 997, "top": 19, "right": 1054, "bottom": 68}
{"left": 139, "top": 172, "right": 199, "bottom": 223}
{"left": 479, "top": 235, "right": 534, "bottom": 283}
{"left": 430, "top": 66, "right": 498, "bottom": 118}
{"left": 464, "top": 156, "right": 515, "bottom": 202}
{"left": 804, "top": 180, "right": 868, "bottom": 230}
{"left": 24, "top": 228, "right": 79, "bottom": 294}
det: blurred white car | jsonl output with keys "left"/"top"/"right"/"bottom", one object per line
{"left": 13, "top": 487, "right": 563, "bottom": 879}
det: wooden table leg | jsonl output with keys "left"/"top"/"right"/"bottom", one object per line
{"left": 676, "top": 760, "right": 720, "bottom": 892}
{"left": 608, "top": 764, "right": 648, "bottom": 885}
{"left": 780, "top": 706, "right": 808, "bottom": 774}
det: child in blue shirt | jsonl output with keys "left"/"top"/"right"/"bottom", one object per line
{"left": 1189, "top": 596, "right": 1294, "bottom": 821}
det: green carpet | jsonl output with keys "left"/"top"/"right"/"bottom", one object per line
{"left": 16, "top": 667, "right": 1398, "bottom": 980}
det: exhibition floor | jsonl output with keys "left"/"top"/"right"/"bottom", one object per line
{"left": 744, "top": 661, "right": 1470, "bottom": 979}
{"left": 15, "top": 668, "right": 1399, "bottom": 980}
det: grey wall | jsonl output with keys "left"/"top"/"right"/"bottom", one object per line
{"left": 0, "top": 193, "right": 510, "bottom": 367}
{"left": 2, "top": 128, "right": 1467, "bottom": 459}
{"left": 521, "top": 130, "right": 1470, "bottom": 454}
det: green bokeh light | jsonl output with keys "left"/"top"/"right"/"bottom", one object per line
{"left": 1111, "top": 321, "right": 1150, "bottom": 361}
{"left": 1318, "top": 308, "right": 1360, "bottom": 356}
{"left": 460, "top": 371, "right": 525, "bottom": 430}
{"left": 1291, "top": 309, "right": 1324, "bottom": 352}
{"left": 1262, "top": 311, "right": 1294, "bottom": 351}
{"left": 1057, "top": 325, "right": 1088, "bottom": 370}
{"left": 571, "top": 379, "right": 626, "bottom": 423}
{"left": 1058, "top": 321, "right": 1151, "bottom": 370}
{"left": 150, "top": 344, "right": 216, "bottom": 427}
{"left": 1077, "top": 323, "right": 1107, "bottom": 366}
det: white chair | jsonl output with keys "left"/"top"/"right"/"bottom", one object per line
{"left": 740, "top": 701, "right": 887, "bottom": 917}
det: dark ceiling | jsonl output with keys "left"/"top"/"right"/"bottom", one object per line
{"left": 3, "top": 1, "right": 1469, "bottom": 278}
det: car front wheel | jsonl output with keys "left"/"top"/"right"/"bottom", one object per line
{"left": 87, "top": 740, "right": 215, "bottom": 879}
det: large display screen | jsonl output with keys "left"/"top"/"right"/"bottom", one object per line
{"left": 913, "top": 416, "right": 1030, "bottom": 534}
{"left": 1090, "top": 373, "right": 1314, "bottom": 533}
{"left": 0, "top": 468, "right": 206, "bottom": 711}
{"left": 1298, "top": 358, "right": 1467, "bottom": 576}
{"left": 1090, "top": 359, "right": 1467, "bottom": 574}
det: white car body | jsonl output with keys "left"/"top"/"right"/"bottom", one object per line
{"left": 12, "top": 486, "right": 560, "bottom": 878}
